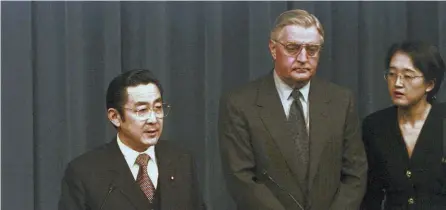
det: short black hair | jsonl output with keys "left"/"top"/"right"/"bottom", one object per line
{"left": 106, "top": 69, "right": 164, "bottom": 117}
{"left": 385, "top": 40, "right": 445, "bottom": 103}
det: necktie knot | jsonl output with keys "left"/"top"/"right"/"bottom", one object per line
{"left": 135, "top": 154, "right": 150, "bottom": 167}
{"left": 290, "top": 89, "right": 302, "bottom": 101}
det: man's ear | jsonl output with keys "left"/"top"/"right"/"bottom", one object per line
{"left": 269, "top": 39, "right": 277, "bottom": 60}
{"left": 107, "top": 108, "right": 122, "bottom": 127}
{"left": 425, "top": 78, "right": 435, "bottom": 93}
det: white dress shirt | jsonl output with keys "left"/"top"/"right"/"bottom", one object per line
{"left": 117, "top": 134, "right": 159, "bottom": 188}
{"left": 273, "top": 70, "right": 310, "bottom": 131}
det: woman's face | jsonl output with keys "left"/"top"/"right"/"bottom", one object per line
{"left": 386, "top": 52, "right": 434, "bottom": 107}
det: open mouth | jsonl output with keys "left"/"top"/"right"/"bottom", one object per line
{"left": 144, "top": 130, "right": 158, "bottom": 135}
{"left": 393, "top": 91, "right": 404, "bottom": 97}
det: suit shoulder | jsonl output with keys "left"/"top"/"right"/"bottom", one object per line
{"left": 65, "top": 142, "right": 114, "bottom": 170}
{"left": 319, "top": 78, "right": 353, "bottom": 96}
{"left": 221, "top": 74, "right": 268, "bottom": 101}
{"left": 363, "top": 106, "right": 397, "bottom": 126}
{"left": 433, "top": 102, "right": 446, "bottom": 117}
{"left": 156, "top": 140, "right": 195, "bottom": 158}
{"left": 312, "top": 78, "right": 355, "bottom": 106}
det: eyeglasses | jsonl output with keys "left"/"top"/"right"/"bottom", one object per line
{"left": 273, "top": 40, "right": 322, "bottom": 57}
{"left": 124, "top": 103, "right": 171, "bottom": 120}
{"left": 384, "top": 71, "right": 424, "bottom": 83}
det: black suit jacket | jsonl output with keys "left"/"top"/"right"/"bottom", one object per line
{"left": 218, "top": 72, "right": 368, "bottom": 210}
{"left": 58, "top": 139, "right": 205, "bottom": 210}
{"left": 361, "top": 103, "right": 446, "bottom": 210}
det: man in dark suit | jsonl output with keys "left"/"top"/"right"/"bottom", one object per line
{"left": 218, "top": 9, "right": 367, "bottom": 210}
{"left": 58, "top": 69, "right": 205, "bottom": 210}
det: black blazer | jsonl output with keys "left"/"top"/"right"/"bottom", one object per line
{"left": 362, "top": 103, "right": 446, "bottom": 210}
{"left": 58, "top": 139, "right": 206, "bottom": 210}
{"left": 219, "top": 72, "right": 367, "bottom": 210}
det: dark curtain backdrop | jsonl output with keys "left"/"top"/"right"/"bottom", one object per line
{"left": 2, "top": 1, "right": 446, "bottom": 210}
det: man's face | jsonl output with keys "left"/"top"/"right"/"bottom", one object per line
{"left": 269, "top": 25, "right": 322, "bottom": 87}
{"left": 108, "top": 83, "right": 164, "bottom": 152}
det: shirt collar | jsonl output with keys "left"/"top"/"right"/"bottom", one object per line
{"left": 116, "top": 134, "right": 156, "bottom": 167}
{"left": 273, "top": 70, "right": 310, "bottom": 102}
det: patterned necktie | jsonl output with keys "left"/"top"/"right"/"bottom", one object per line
{"left": 135, "top": 154, "right": 156, "bottom": 203}
{"left": 288, "top": 89, "right": 310, "bottom": 188}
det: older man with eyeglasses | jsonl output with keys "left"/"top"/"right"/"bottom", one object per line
{"left": 58, "top": 69, "right": 206, "bottom": 210}
{"left": 218, "top": 9, "right": 367, "bottom": 210}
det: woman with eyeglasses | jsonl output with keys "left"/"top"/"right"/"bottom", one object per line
{"left": 361, "top": 41, "right": 446, "bottom": 210}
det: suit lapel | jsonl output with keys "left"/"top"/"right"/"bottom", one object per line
{"left": 306, "top": 78, "right": 330, "bottom": 190}
{"left": 256, "top": 73, "right": 305, "bottom": 194}
{"left": 156, "top": 141, "right": 177, "bottom": 210}
{"left": 105, "top": 140, "right": 151, "bottom": 210}
{"left": 408, "top": 105, "right": 442, "bottom": 168}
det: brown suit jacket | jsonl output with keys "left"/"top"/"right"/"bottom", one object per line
{"left": 218, "top": 72, "right": 367, "bottom": 210}
{"left": 58, "top": 139, "right": 205, "bottom": 210}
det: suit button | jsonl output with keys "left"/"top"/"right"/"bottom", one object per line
{"left": 406, "top": 170, "right": 412, "bottom": 178}
{"left": 408, "top": 197, "right": 414, "bottom": 204}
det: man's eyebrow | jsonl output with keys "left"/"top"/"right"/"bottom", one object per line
{"left": 133, "top": 97, "right": 162, "bottom": 106}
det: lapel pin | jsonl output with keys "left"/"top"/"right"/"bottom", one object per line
{"left": 170, "top": 176, "right": 175, "bottom": 180}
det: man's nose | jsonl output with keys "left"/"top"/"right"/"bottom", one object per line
{"left": 296, "top": 48, "right": 308, "bottom": 62}
{"left": 394, "top": 75, "right": 404, "bottom": 87}
{"left": 145, "top": 111, "right": 157, "bottom": 123}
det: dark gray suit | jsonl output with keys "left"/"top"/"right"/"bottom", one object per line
{"left": 58, "top": 139, "right": 205, "bottom": 210}
{"left": 219, "top": 72, "right": 367, "bottom": 210}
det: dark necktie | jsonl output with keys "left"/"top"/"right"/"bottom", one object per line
{"left": 288, "top": 89, "right": 310, "bottom": 189}
{"left": 135, "top": 154, "right": 156, "bottom": 203}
